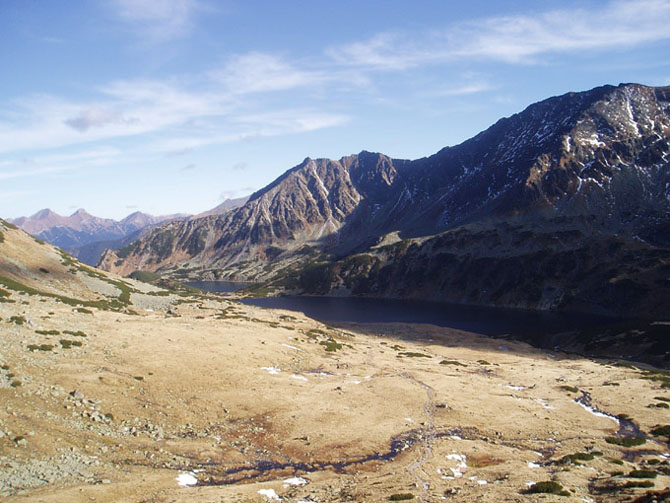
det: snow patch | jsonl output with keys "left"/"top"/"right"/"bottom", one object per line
{"left": 284, "top": 476, "right": 307, "bottom": 486}
{"left": 282, "top": 344, "right": 302, "bottom": 351}
{"left": 176, "top": 472, "right": 198, "bottom": 486}
{"left": 258, "top": 488, "right": 281, "bottom": 500}
{"left": 527, "top": 461, "right": 540, "bottom": 469}
{"left": 291, "top": 374, "right": 308, "bottom": 381}
{"left": 261, "top": 366, "right": 281, "bottom": 375}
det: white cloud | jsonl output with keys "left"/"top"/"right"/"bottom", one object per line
{"left": 436, "top": 81, "right": 496, "bottom": 96}
{"left": 329, "top": 0, "right": 670, "bottom": 69}
{"left": 213, "top": 52, "right": 328, "bottom": 94}
{"left": 110, "top": 0, "right": 201, "bottom": 41}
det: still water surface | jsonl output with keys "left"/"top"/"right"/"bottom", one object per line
{"left": 188, "top": 281, "right": 613, "bottom": 345}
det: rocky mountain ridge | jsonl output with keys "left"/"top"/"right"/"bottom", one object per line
{"left": 100, "top": 83, "right": 670, "bottom": 318}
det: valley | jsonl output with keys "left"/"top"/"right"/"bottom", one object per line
{"left": 2, "top": 217, "right": 670, "bottom": 503}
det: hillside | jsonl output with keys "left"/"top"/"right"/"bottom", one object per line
{"left": 100, "top": 84, "right": 670, "bottom": 318}
{"left": 3, "top": 217, "right": 670, "bottom": 502}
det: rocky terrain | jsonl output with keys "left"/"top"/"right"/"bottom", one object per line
{"left": 3, "top": 215, "right": 670, "bottom": 502}
{"left": 99, "top": 84, "right": 670, "bottom": 318}
{"left": 11, "top": 198, "right": 248, "bottom": 267}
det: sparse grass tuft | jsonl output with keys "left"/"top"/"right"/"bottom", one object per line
{"left": 397, "top": 352, "right": 431, "bottom": 358}
{"left": 605, "top": 436, "right": 646, "bottom": 447}
{"left": 36, "top": 329, "right": 60, "bottom": 335}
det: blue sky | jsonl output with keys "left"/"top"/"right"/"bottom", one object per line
{"left": 2, "top": 0, "right": 670, "bottom": 219}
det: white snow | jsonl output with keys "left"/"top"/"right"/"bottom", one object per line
{"left": 261, "top": 366, "right": 281, "bottom": 375}
{"left": 258, "top": 488, "right": 281, "bottom": 500}
{"left": 576, "top": 400, "right": 619, "bottom": 423}
{"left": 536, "top": 399, "right": 554, "bottom": 410}
{"left": 282, "top": 344, "right": 302, "bottom": 351}
{"left": 446, "top": 453, "right": 467, "bottom": 478}
{"left": 284, "top": 476, "right": 307, "bottom": 486}
{"left": 506, "top": 385, "right": 525, "bottom": 391}
{"left": 291, "top": 374, "right": 308, "bottom": 381}
{"left": 527, "top": 461, "right": 540, "bottom": 469}
{"left": 176, "top": 472, "right": 198, "bottom": 486}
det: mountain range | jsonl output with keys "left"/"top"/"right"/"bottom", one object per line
{"left": 10, "top": 197, "right": 248, "bottom": 266}
{"left": 97, "top": 83, "right": 670, "bottom": 318}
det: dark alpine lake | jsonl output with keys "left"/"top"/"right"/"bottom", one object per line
{"left": 189, "top": 281, "right": 615, "bottom": 347}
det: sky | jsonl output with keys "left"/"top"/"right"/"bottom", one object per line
{"left": 2, "top": 0, "right": 670, "bottom": 220}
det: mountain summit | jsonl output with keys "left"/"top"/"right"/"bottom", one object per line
{"left": 100, "top": 84, "right": 670, "bottom": 317}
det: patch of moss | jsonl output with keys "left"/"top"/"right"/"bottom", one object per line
{"left": 650, "top": 425, "right": 670, "bottom": 437}
{"left": 320, "top": 339, "right": 343, "bottom": 352}
{"left": 560, "top": 385, "right": 579, "bottom": 393}
{"left": 27, "top": 344, "right": 54, "bottom": 352}
{"left": 654, "top": 396, "right": 670, "bottom": 402}
{"left": 389, "top": 494, "right": 414, "bottom": 501}
{"left": 440, "top": 360, "right": 466, "bottom": 366}
{"left": 560, "top": 452, "right": 599, "bottom": 464}
{"left": 59, "top": 339, "right": 82, "bottom": 349}
{"left": 628, "top": 470, "right": 657, "bottom": 479}
{"left": 397, "top": 352, "right": 432, "bottom": 358}
{"left": 36, "top": 329, "right": 60, "bottom": 335}
{"left": 525, "top": 481, "right": 570, "bottom": 496}
{"left": 477, "top": 359, "right": 491, "bottom": 365}
{"left": 63, "top": 330, "right": 87, "bottom": 337}
{"left": 10, "top": 380, "right": 21, "bottom": 387}
{"left": 9, "top": 315, "right": 26, "bottom": 325}
{"left": 623, "top": 480, "right": 655, "bottom": 488}
{"left": 606, "top": 436, "right": 646, "bottom": 447}
{"left": 607, "top": 457, "right": 624, "bottom": 465}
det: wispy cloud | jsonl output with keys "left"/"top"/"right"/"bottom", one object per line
{"left": 436, "top": 81, "right": 496, "bottom": 96}
{"left": 110, "top": 0, "right": 202, "bottom": 41}
{"left": 329, "top": 0, "right": 670, "bottom": 69}
{"left": 214, "top": 52, "right": 326, "bottom": 94}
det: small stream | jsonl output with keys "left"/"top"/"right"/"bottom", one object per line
{"left": 197, "top": 427, "right": 462, "bottom": 486}
{"left": 574, "top": 391, "right": 643, "bottom": 438}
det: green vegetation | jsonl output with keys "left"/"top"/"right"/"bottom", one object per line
{"left": 608, "top": 457, "right": 624, "bottom": 465}
{"left": 298, "top": 262, "right": 335, "bottom": 294}
{"left": 477, "top": 359, "right": 491, "bottom": 365}
{"left": 0, "top": 218, "right": 18, "bottom": 230}
{"left": 654, "top": 396, "right": 670, "bottom": 402}
{"left": 0, "top": 231, "right": 4, "bottom": 243}
{"left": 627, "top": 470, "right": 657, "bottom": 479}
{"left": 560, "top": 385, "right": 579, "bottom": 393}
{"left": 560, "top": 451, "right": 602, "bottom": 464}
{"left": 397, "top": 352, "right": 432, "bottom": 358}
{"left": 133, "top": 376, "right": 144, "bottom": 381}
{"left": 388, "top": 494, "right": 414, "bottom": 501}
{"left": 525, "top": 481, "right": 570, "bottom": 496}
{"left": 622, "top": 480, "right": 654, "bottom": 488}
{"left": 605, "top": 436, "right": 646, "bottom": 447}
{"left": 10, "top": 380, "right": 21, "bottom": 388}
{"left": 650, "top": 425, "right": 670, "bottom": 437}
{"left": 36, "top": 329, "right": 60, "bottom": 335}
{"left": 9, "top": 315, "right": 26, "bottom": 325}
{"left": 27, "top": 344, "right": 54, "bottom": 352}
{"left": 63, "top": 330, "right": 87, "bottom": 337}
{"left": 129, "top": 270, "right": 161, "bottom": 283}
{"left": 59, "top": 339, "right": 82, "bottom": 349}
{"left": 440, "top": 359, "right": 466, "bottom": 366}
{"left": 320, "top": 338, "right": 343, "bottom": 352}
